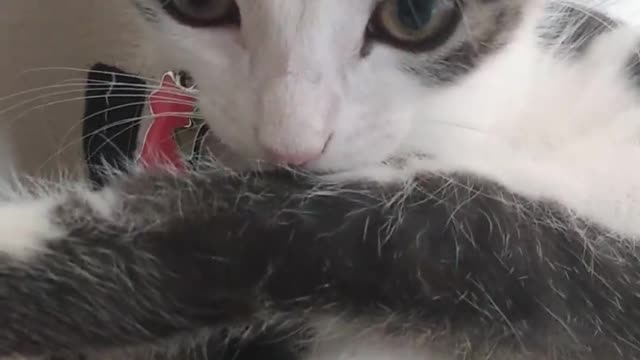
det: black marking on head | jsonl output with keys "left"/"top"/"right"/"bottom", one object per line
{"left": 537, "top": 4, "right": 640, "bottom": 91}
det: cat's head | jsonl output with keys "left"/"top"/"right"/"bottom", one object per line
{"left": 131, "top": 0, "right": 532, "bottom": 172}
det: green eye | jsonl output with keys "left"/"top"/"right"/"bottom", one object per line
{"left": 369, "top": 0, "right": 459, "bottom": 49}
{"left": 162, "top": 0, "right": 240, "bottom": 27}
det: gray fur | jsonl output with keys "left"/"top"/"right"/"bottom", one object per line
{"left": 3, "top": 165, "right": 640, "bottom": 360}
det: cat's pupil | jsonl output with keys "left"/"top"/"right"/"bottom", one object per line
{"left": 396, "top": 0, "right": 434, "bottom": 31}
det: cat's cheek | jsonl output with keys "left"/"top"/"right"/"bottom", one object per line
{"left": 310, "top": 113, "right": 412, "bottom": 172}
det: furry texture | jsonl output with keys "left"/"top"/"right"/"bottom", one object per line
{"left": 1, "top": 0, "right": 640, "bottom": 359}
{"left": 2, "top": 165, "right": 640, "bottom": 360}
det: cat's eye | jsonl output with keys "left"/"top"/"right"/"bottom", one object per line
{"left": 162, "top": 0, "right": 240, "bottom": 27}
{"left": 368, "top": 0, "right": 459, "bottom": 50}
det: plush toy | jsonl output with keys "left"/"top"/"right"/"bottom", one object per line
{"left": 82, "top": 64, "right": 208, "bottom": 186}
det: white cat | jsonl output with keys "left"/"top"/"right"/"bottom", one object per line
{"left": 130, "top": 0, "right": 640, "bottom": 234}
{"left": 1, "top": 0, "right": 640, "bottom": 359}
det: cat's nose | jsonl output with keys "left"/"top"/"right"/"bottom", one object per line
{"left": 257, "top": 74, "right": 337, "bottom": 167}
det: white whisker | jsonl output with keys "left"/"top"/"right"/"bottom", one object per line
{"left": 18, "top": 67, "right": 164, "bottom": 86}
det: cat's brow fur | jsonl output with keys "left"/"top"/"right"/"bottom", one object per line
{"left": 2, "top": 0, "right": 640, "bottom": 360}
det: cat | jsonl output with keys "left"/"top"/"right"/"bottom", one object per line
{"left": 1, "top": 0, "right": 640, "bottom": 359}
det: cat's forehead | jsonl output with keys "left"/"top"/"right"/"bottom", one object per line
{"left": 234, "top": 1, "right": 377, "bottom": 52}
{"left": 237, "top": 0, "right": 379, "bottom": 14}
{"left": 235, "top": 1, "right": 375, "bottom": 34}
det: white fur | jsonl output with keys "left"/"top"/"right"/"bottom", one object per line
{"left": 137, "top": 0, "right": 419, "bottom": 169}
{"left": 0, "top": 198, "right": 64, "bottom": 260}
{"left": 81, "top": 188, "right": 118, "bottom": 220}
{"left": 0, "top": 183, "right": 116, "bottom": 260}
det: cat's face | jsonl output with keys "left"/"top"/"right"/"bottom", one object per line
{"left": 132, "top": 0, "right": 527, "bottom": 172}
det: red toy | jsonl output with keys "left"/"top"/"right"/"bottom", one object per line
{"left": 137, "top": 71, "right": 198, "bottom": 171}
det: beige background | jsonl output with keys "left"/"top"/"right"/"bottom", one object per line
{"left": 0, "top": 0, "right": 158, "bottom": 179}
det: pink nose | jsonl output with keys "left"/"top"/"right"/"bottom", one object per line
{"left": 264, "top": 147, "right": 323, "bottom": 166}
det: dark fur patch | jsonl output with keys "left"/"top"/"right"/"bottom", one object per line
{"left": 0, "top": 168, "right": 639, "bottom": 359}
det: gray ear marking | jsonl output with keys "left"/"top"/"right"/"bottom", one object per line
{"left": 537, "top": 2, "right": 618, "bottom": 56}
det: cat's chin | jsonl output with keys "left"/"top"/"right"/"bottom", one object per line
{"left": 208, "top": 150, "right": 354, "bottom": 178}
{"left": 200, "top": 129, "right": 402, "bottom": 181}
{"left": 200, "top": 131, "right": 358, "bottom": 176}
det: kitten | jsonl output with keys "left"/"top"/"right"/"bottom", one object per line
{"left": 2, "top": 0, "right": 640, "bottom": 359}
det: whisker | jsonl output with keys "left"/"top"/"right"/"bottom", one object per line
{"left": 38, "top": 113, "right": 158, "bottom": 172}
{"left": 0, "top": 79, "right": 192, "bottom": 104}
{"left": 2, "top": 92, "right": 197, "bottom": 126}
{"left": 19, "top": 66, "right": 164, "bottom": 86}
{"left": 37, "top": 111, "right": 205, "bottom": 172}
{"left": 1, "top": 79, "right": 196, "bottom": 109}
{"left": 57, "top": 99, "right": 157, "bottom": 148}
{"left": 84, "top": 122, "right": 143, "bottom": 168}
{"left": 84, "top": 110, "right": 206, "bottom": 162}
{"left": 39, "top": 121, "right": 141, "bottom": 174}
{"left": 0, "top": 82, "right": 95, "bottom": 103}
{"left": 70, "top": 99, "right": 202, "bottom": 146}
{"left": 1, "top": 88, "right": 140, "bottom": 115}
{"left": 83, "top": 79, "right": 196, "bottom": 95}
{"left": 70, "top": 105, "right": 203, "bottom": 153}
{"left": 1, "top": 85, "right": 153, "bottom": 108}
